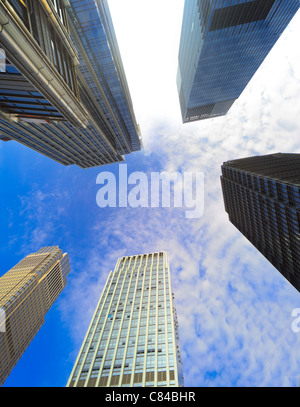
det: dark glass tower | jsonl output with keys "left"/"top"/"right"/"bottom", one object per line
{"left": 177, "top": 0, "right": 300, "bottom": 123}
{"left": 221, "top": 153, "right": 300, "bottom": 292}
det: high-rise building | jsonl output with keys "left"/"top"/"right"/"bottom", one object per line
{"left": 67, "top": 252, "right": 184, "bottom": 387}
{"left": 177, "top": 0, "right": 300, "bottom": 123}
{"left": 0, "top": 0, "right": 141, "bottom": 168}
{"left": 221, "top": 153, "right": 300, "bottom": 292}
{"left": 0, "top": 246, "right": 70, "bottom": 386}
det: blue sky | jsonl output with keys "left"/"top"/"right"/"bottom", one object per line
{"left": 2, "top": 0, "right": 300, "bottom": 387}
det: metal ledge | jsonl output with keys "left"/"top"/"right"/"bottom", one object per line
{"left": 0, "top": 4, "right": 89, "bottom": 128}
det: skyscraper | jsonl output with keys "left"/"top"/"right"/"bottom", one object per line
{"left": 67, "top": 252, "right": 184, "bottom": 387}
{"left": 0, "top": 0, "right": 141, "bottom": 168}
{"left": 177, "top": 0, "right": 300, "bottom": 123}
{"left": 221, "top": 153, "right": 300, "bottom": 292}
{"left": 0, "top": 246, "right": 70, "bottom": 386}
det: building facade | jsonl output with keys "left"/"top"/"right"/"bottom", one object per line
{"left": 177, "top": 0, "right": 300, "bottom": 123}
{"left": 0, "top": 246, "right": 70, "bottom": 386}
{"left": 0, "top": 0, "right": 141, "bottom": 168}
{"left": 67, "top": 252, "right": 184, "bottom": 387}
{"left": 221, "top": 153, "right": 300, "bottom": 292}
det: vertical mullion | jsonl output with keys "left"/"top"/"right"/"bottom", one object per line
{"left": 117, "top": 260, "right": 136, "bottom": 385}
{"left": 161, "top": 253, "right": 169, "bottom": 387}
{"left": 154, "top": 254, "right": 159, "bottom": 386}
{"left": 95, "top": 259, "right": 124, "bottom": 386}
{"left": 123, "top": 256, "right": 140, "bottom": 386}
{"left": 130, "top": 256, "right": 145, "bottom": 386}
{"left": 108, "top": 262, "right": 129, "bottom": 386}
{"left": 142, "top": 253, "right": 152, "bottom": 386}
{"left": 66, "top": 270, "right": 112, "bottom": 387}
{"left": 84, "top": 267, "right": 117, "bottom": 386}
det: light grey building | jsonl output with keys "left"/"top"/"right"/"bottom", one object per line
{"left": 67, "top": 252, "right": 184, "bottom": 387}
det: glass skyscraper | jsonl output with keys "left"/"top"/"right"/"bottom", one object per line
{"left": 0, "top": 0, "right": 141, "bottom": 167}
{"left": 67, "top": 252, "right": 184, "bottom": 387}
{"left": 221, "top": 153, "right": 300, "bottom": 292}
{"left": 0, "top": 246, "right": 70, "bottom": 386}
{"left": 177, "top": 0, "right": 300, "bottom": 123}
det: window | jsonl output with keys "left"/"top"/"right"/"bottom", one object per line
{"left": 9, "top": 0, "right": 29, "bottom": 29}
{"left": 50, "top": 0, "right": 65, "bottom": 24}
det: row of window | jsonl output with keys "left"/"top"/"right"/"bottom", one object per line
{"left": 7, "top": 0, "right": 77, "bottom": 94}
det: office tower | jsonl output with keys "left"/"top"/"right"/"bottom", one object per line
{"left": 67, "top": 252, "right": 184, "bottom": 387}
{"left": 0, "top": 0, "right": 141, "bottom": 168}
{"left": 0, "top": 246, "right": 70, "bottom": 386}
{"left": 177, "top": 0, "right": 300, "bottom": 123}
{"left": 221, "top": 153, "right": 300, "bottom": 292}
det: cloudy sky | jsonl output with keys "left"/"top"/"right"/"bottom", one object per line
{"left": 1, "top": 0, "right": 300, "bottom": 387}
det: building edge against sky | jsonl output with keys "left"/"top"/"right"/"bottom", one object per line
{"left": 67, "top": 252, "right": 184, "bottom": 387}
{"left": 0, "top": 246, "right": 70, "bottom": 387}
{"left": 0, "top": 0, "right": 142, "bottom": 168}
{"left": 221, "top": 153, "right": 300, "bottom": 293}
{"left": 177, "top": 0, "right": 300, "bottom": 123}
